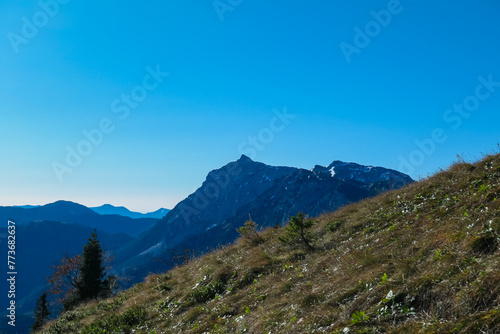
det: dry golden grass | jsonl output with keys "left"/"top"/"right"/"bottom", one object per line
{"left": 40, "top": 153, "right": 500, "bottom": 334}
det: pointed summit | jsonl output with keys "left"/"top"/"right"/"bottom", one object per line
{"left": 238, "top": 154, "right": 254, "bottom": 163}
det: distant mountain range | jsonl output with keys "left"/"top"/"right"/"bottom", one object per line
{"left": 0, "top": 221, "right": 134, "bottom": 325}
{"left": 115, "top": 155, "right": 413, "bottom": 277}
{"left": 90, "top": 204, "right": 170, "bottom": 219}
{"left": 12, "top": 205, "right": 40, "bottom": 209}
{"left": 0, "top": 201, "right": 165, "bottom": 327}
{"left": 0, "top": 201, "right": 159, "bottom": 237}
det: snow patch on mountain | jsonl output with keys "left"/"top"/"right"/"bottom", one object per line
{"left": 139, "top": 241, "right": 164, "bottom": 256}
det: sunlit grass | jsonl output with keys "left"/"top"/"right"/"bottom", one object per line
{"left": 40, "top": 153, "right": 500, "bottom": 334}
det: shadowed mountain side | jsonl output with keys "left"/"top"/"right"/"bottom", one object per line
{"left": 114, "top": 155, "right": 413, "bottom": 281}
{"left": 0, "top": 221, "right": 134, "bottom": 330}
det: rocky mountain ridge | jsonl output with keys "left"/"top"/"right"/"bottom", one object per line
{"left": 116, "top": 155, "right": 413, "bottom": 275}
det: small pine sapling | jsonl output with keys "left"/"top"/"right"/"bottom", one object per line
{"left": 279, "top": 212, "right": 316, "bottom": 250}
{"left": 237, "top": 215, "right": 264, "bottom": 245}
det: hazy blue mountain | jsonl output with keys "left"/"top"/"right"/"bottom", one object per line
{"left": 115, "top": 155, "right": 413, "bottom": 279}
{"left": 0, "top": 221, "right": 134, "bottom": 331}
{"left": 144, "top": 208, "right": 170, "bottom": 219}
{"left": 12, "top": 205, "right": 40, "bottom": 209}
{"left": 90, "top": 204, "right": 170, "bottom": 219}
{"left": 0, "top": 201, "right": 157, "bottom": 237}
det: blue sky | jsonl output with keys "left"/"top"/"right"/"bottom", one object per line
{"left": 1, "top": 0, "right": 499, "bottom": 212}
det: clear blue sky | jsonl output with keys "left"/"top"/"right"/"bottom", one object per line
{"left": 1, "top": 0, "right": 499, "bottom": 212}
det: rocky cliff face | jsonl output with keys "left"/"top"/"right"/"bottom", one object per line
{"left": 116, "top": 156, "right": 413, "bottom": 275}
{"left": 312, "top": 160, "right": 412, "bottom": 188}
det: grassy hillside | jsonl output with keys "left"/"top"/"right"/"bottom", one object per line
{"left": 40, "top": 154, "right": 500, "bottom": 334}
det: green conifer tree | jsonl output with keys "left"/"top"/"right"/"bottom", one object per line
{"left": 280, "top": 212, "right": 316, "bottom": 250}
{"left": 31, "top": 291, "right": 50, "bottom": 332}
{"left": 75, "top": 229, "right": 106, "bottom": 302}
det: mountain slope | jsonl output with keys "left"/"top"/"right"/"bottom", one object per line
{"left": 115, "top": 155, "right": 412, "bottom": 276}
{"left": 143, "top": 208, "right": 170, "bottom": 219}
{"left": 114, "top": 156, "right": 298, "bottom": 266}
{"left": 0, "top": 201, "right": 157, "bottom": 236}
{"left": 38, "top": 154, "right": 500, "bottom": 333}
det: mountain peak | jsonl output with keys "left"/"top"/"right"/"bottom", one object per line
{"left": 238, "top": 154, "right": 254, "bottom": 163}
{"left": 45, "top": 200, "right": 91, "bottom": 210}
{"left": 101, "top": 204, "right": 126, "bottom": 209}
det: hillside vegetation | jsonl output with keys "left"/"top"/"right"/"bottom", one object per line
{"left": 40, "top": 154, "right": 500, "bottom": 333}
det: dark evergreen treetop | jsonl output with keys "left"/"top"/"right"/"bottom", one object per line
{"left": 31, "top": 291, "right": 50, "bottom": 332}
{"left": 75, "top": 229, "right": 106, "bottom": 301}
